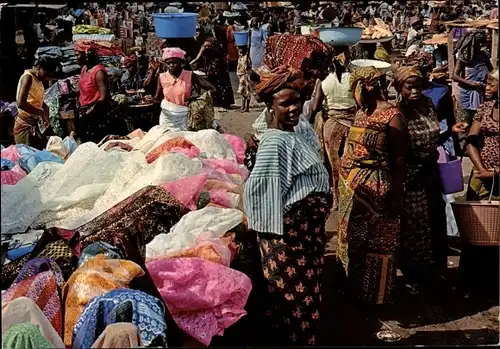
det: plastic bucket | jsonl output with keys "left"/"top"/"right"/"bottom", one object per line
{"left": 234, "top": 31, "right": 249, "bottom": 46}
{"left": 437, "top": 147, "right": 464, "bottom": 194}
{"left": 152, "top": 13, "right": 198, "bottom": 38}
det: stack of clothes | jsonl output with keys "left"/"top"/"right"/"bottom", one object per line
{"left": 61, "top": 45, "right": 80, "bottom": 75}
{"left": 44, "top": 76, "right": 80, "bottom": 137}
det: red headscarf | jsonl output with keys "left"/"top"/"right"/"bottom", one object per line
{"left": 255, "top": 66, "right": 305, "bottom": 103}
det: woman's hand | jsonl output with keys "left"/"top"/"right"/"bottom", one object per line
{"left": 148, "top": 58, "right": 160, "bottom": 72}
{"left": 452, "top": 122, "right": 468, "bottom": 134}
{"left": 244, "top": 133, "right": 259, "bottom": 149}
{"left": 475, "top": 169, "right": 495, "bottom": 179}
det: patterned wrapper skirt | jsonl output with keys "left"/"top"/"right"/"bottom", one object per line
{"left": 252, "top": 193, "right": 331, "bottom": 346}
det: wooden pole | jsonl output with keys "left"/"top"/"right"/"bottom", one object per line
{"left": 491, "top": 28, "right": 498, "bottom": 69}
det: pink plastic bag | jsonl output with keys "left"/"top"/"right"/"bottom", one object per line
{"left": 202, "top": 159, "right": 249, "bottom": 181}
{"left": 147, "top": 257, "right": 252, "bottom": 346}
{"left": 223, "top": 134, "right": 245, "bottom": 164}
{"left": 208, "top": 189, "right": 240, "bottom": 209}
{"left": 161, "top": 173, "right": 208, "bottom": 210}
{"left": 1, "top": 164, "right": 27, "bottom": 185}
{"left": 1, "top": 145, "right": 21, "bottom": 162}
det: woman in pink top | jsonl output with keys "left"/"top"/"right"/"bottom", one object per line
{"left": 154, "top": 47, "right": 214, "bottom": 130}
{"left": 76, "top": 44, "right": 116, "bottom": 143}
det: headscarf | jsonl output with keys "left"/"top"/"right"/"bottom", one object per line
{"left": 91, "top": 323, "right": 142, "bottom": 348}
{"left": 489, "top": 68, "right": 499, "bottom": 82}
{"left": 120, "top": 54, "right": 138, "bottom": 69}
{"left": 255, "top": 66, "right": 304, "bottom": 103}
{"left": 162, "top": 47, "right": 186, "bottom": 60}
{"left": 2, "top": 297, "right": 65, "bottom": 348}
{"left": 405, "top": 51, "right": 435, "bottom": 76}
{"left": 2, "top": 323, "right": 54, "bottom": 349}
{"left": 454, "top": 30, "right": 486, "bottom": 64}
{"left": 394, "top": 66, "right": 423, "bottom": 93}
{"left": 348, "top": 66, "right": 382, "bottom": 103}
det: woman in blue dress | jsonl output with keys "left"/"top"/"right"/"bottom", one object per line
{"left": 250, "top": 18, "right": 269, "bottom": 70}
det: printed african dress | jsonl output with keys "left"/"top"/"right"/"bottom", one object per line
{"left": 337, "top": 107, "right": 401, "bottom": 305}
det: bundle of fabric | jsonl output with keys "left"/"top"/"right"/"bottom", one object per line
{"left": 74, "top": 40, "right": 123, "bottom": 57}
{"left": 34, "top": 46, "right": 62, "bottom": 62}
{"left": 44, "top": 76, "right": 80, "bottom": 137}
{"left": 72, "top": 24, "right": 112, "bottom": 35}
{"left": 263, "top": 33, "right": 334, "bottom": 72}
{"left": 73, "top": 33, "right": 116, "bottom": 42}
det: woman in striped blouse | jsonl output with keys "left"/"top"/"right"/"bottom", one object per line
{"left": 243, "top": 66, "right": 331, "bottom": 346}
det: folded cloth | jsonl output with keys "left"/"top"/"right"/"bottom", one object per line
{"left": 73, "top": 34, "right": 116, "bottom": 42}
{"left": 62, "top": 65, "right": 81, "bottom": 74}
{"left": 6, "top": 245, "right": 35, "bottom": 261}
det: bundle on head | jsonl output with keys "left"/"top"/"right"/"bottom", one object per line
{"left": 255, "top": 66, "right": 304, "bottom": 104}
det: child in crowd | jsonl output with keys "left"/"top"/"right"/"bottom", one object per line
{"left": 237, "top": 46, "right": 251, "bottom": 112}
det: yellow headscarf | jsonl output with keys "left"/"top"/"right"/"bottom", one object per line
{"left": 349, "top": 66, "right": 382, "bottom": 103}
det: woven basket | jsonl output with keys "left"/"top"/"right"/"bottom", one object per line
{"left": 451, "top": 176, "right": 500, "bottom": 246}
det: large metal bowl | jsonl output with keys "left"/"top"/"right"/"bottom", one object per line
{"left": 317, "top": 27, "right": 363, "bottom": 46}
{"left": 350, "top": 59, "right": 392, "bottom": 74}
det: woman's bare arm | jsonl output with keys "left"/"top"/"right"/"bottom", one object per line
{"left": 453, "top": 60, "right": 481, "bottom": 90}
{"left": 154, "top": 75, "right": 163, "bottom": 103}
{"left": 95, "top": 70, "right": 110, "bottom": 102}
{"left": 17, "top": 74, "right": 44, "bottom": 115}
{"left": 190, "top": 45, "right": 207, "bottom": 66}
{"left": 466, "top": 120, "right": 488, "bottom": 173}
{"left": 192, "top": 73, "right": 215, "bottom": 93}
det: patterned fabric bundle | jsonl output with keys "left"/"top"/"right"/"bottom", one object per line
{"left": 35, "top": 240, "right": 77, "bottom": 280}
{"left": 2, "top": 271, "right": 63, "bottom": 337}
{"left": 62, "top": 255, "right": 145, "bottom": 346}
{"left": 264, "top": 34, "right": 334, "bottom": 72}
{"left": 90, "top": 323, "right": 142, "bottom": 348}
{"left": 72, "top": 289, "right": 167, "bottom": 349}
{"left": 454, "top": 30, "right": 486, "bottom": 64}
{"left": 2, "top": 323, "right": 54, "bottom": 349}
{"left": 77, "top": 241, "right": 125, "bottom": 267}
{"left": 13, "top": 258, "right": 64, "bottom": 287}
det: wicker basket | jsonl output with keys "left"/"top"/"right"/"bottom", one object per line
{"left": 451, "top": 176, "right": 500, "bottom": 246}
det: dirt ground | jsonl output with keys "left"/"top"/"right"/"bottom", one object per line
{"left": 214, "top": 72, "right": 500, "bottom": 347}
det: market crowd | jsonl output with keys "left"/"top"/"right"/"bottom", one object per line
{"left": 0, "top": 1, "right": 499, "bottom": 348}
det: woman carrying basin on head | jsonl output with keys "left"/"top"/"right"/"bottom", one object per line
{"left": 154, "top": 47, "right": 215, "bottom": 131}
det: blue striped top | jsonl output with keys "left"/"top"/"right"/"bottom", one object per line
{"left": 243, "top": 129, "right": 330, "bottom": 235}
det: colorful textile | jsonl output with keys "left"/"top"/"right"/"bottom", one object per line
{"left": 35, "top": 240, "right": 76, "bottom": 280}
{"left": 466, "top": 100, "right": 500, "bottom": 201}
{"left": 187, "top": 92, "right": 215, "bottom": 132}
{"left": 13, "top": 258, "right": 64, "bottom": 287}
{"left": 323, "top": 112, "right": 354, "bottom": 203}
{"left": 62, "top": 255, "right": 145, "bottom": 346}
{"left": 253, "top": 193, "right": 330, "bottom": 345}
{"left": 226, "top": 26, "right": 239, "bottom": 62}
{"left": 337, "top": 107, "right": 402, "bottom": 304}
{"left": 1, "top": 256, "right": 30, "bottom": 290}
{"left": 348, "top": 66, "right": 382, "bottom": 102}
{"left": 77, "top": 241, "right": 125, "bottom": 267}
{"left": 78, "top": 64, "right": 107, "bottom": 107}
{"left": 72, "top": 25, "right": 112, "bottom": 35}
{"left": 255, "top": 66, "right": 304, "bottom": 102}
{"left": 244, "top": 129, "right": 329, "bottom": 235}
{"left": 455, "top": 52, "right": 490, "bottom": 112}
{"left": 73, "top": 289, "right": 167, "bottom": 349}
{"left": 162, "top": 47, "right": 186, "bottom": 60}
{"left": 147, "top": 257, "right": 252, "bottom": 346}
{"left": 2, "top": 297, "right": 65, "bottom": 348}
{"left": 146, "top": 137, "right": 198, "bottom": 164}
{"left": 250, "top": 26, "right": 267, "bottom": 69}
{"left": 2, "top": 271, "right": 63, "bottom": 337}
{"left": 2, "top": 323, "right": 55, "bottom": 349}
{"left": 90, "top": 323, "right": 142, "bottom": 348}
{"left": 264, "top": 34, "right": 334, "bottom": 72}
{"left": 454, "top": 31, "right": 486, "bottom": 64}
{"left": 397, "top": 97, "right": 447, "bottom": 282}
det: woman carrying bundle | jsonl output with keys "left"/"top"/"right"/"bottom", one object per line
{"left": 154, "top": 47, "right": 214, "bottom": 131}
{"left": 337, "top": 66, "right": 408, "bottom": 305}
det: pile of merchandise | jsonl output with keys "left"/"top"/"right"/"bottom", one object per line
{"left": 1, "top": 126, "right": 250, "bottom": 347}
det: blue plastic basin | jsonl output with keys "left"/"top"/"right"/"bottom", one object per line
{"left": 152, "top": 13, "right": 198, "bottom": 38}
{"left": 234, "top": 31, "right": 249, "bottom": 46}
{"left": 317, "top": 27, "right": 363, "bottom": 46}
